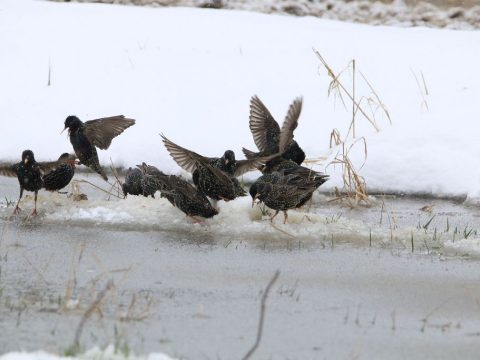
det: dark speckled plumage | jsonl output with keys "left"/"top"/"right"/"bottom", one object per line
{"left": 249, "top": 172, "right": 315, "bottom": 223}
{"left": 63, "top": 115, "right": 135, "bottom": 181}
{"left": 250, "top": 170, "right": 328, "bottom": 223}
{"left": 194, "top": 159, "right": 236, "bottom": 201}
{"left": 243, "top": 95, "right": 306, "bottom": 166}
{"left": 43, "top": 153, "right": 76, "bottom": 191}
{"left": 122, "top": 167, "right": 156, "bottom": 198}
{"left": 161, "top": 135, "right": 263, "bottom": 200}
{"left": 261, "top": 157, "right": 328, "bottom": 184}
{"left": 11, "top": 150, "right": 43, "bottom": 215}
{"left": 138, "top": 163, "right": 218, "bottom": 218}
{"left": 0, "top": 151, "right": 78, "bottom": 214}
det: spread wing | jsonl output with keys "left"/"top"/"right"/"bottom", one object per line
{"left": 36, "top": 154, "right": 77, "bottom": 175}
{"left": 0, "top": 163, "right": 18, "bottom": 177}
{"left": 234, "top": 157, "right": 270, "bottom": 177}
{"left": 161, "top": 134, "right": 205, "bottom": 174}
{"left": 249, "top": 95, "right": 280, "bottom": 152}
{"left": 278, "top": 97, "right": 303, "bottom": 153}
{"left": 84, "top": 115, "right": 135, "bottom": 150}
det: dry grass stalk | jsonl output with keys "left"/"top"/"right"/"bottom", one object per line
{"left": 329, "top": 128, "right": 342, "bottom": 147}
{"left": 315, "top": 49, "right": 392, "bottom": 206}
{"left": 411, "top": 68, "right": 429, "bottom": 111}
{"left": 109, "top": 158, "right": 124, "bottom": 200}
{"left": 72, "top": 179, "right": 123, "bottom": 200}
{"left": 63, "top": 241, "right": 86, "bottom": 311}
{"left": 119, "top": 292, "right": 153, "bottom": 322}
{"left": 269, "top": 222, "right": 296, "bottom": 238}
{"left": 71, "top": 279, "right": 114, "bottom": 354}
{"left": 314, "top": 49, "right": 381, "bottom": 133}
{"left": 328, "top": 137, "right": 369, "bottom": 207}
{"left": 242, "top": 270, "right": 280, "bottom": 360}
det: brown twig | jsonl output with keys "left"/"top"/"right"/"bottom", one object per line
{"left": 242, "top": 270, "right": 280, "bottom": 360}
{"left": 73, "top": 180, "right": 123, "bottom": 199}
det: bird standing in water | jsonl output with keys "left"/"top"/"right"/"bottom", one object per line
{"left": 62, "top": 115, "right": 135, "bottom": 181}
{"left": 1, "top": 150, "right": 43, "bottom": 215}
{"left": 0, "top": 151, "right": 79, "bottom": 215}
{"left": 250, "top": 172, "right": 320, "bottom": 224}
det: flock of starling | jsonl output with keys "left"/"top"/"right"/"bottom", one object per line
{"left": 0, "top": 96, "right": 328, "bottom": 223}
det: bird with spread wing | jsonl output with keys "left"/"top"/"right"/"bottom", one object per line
{"left": 62, "top": 115, "right": 135, "bottom": 181}
{"left": 243, "top": 95, "right": 306, "bottom": 167}
{"left": 161, "top": 134, "right": 266, "bottom": 201}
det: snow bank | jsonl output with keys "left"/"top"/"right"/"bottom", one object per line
{"left": 0, "top": 346, "right": 175, "bottom": 360}
{"left": 0, "top": 0, "right": 479, "bottom": 199}
{"left": 73, "top": 0, "right": 480, "bottom": 31}
{"left": 0, "top": 189, "right": 467, "bottom": 254}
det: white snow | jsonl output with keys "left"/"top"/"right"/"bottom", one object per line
{"left": 0, "top": 0, "right": 479, "bottom": 200}
{"left": 0, "top": 346, "right": 175, "bottom": 360}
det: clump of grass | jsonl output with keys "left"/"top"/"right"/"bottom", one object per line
{"left": 328, "top": 139, "right": 369, "bottom": 207}
{"left": 4, "top": 197, "right": 14, "bottom": 208}
{"left": 314, "top": 49, "right": 391, "bottom": 207}
{"left": 411, "top": 68, "right": 429, "bottom": 111}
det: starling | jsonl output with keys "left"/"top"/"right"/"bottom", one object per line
{"left": 138, "top": 163, "right": 218, "bottom": 218}
{"left": 250, "top": 172, "right": 319, "bottom": 224}
{"left": 43, "top": 153, "right": 77, "bottom": 191}
{"left": 0, "top": 151, "right": 79, "bottom": 215}
{"left": 62, "top": 115, "right": 135, "bottom": 181}
{"left": 193, "top": 159, "right": 236, "bottom": 201}
{"left": 122, "top": 167, "right": 156, "bottom": 198}
{"left": 2, "top": 150, "right": 43, "bottom": 215}
{"left": 161, "top": 134, "right": 264, "bottom": 200}
{"left": 261, "top": 156, "right": 328, "bottom": 183}
{"left": 243, "top": 95, "right": 306, "bottom": 165}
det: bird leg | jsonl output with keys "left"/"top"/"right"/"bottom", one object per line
{"left": 270, "top": 210, "right": 280, "bottom": 222}
{"left": 12, "top": 187, "right": 24, "bottom": 214}
{"left": 30, "top": 191, "right": 38, "bottom": 216}
{"left": 283, "top": 211, "right": 289, "bottom": 224}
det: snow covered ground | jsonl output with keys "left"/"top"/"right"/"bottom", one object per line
{"left": 0, "top": 0, "right": 479, "bottom": 200}
{"left": 0, "top": 347, "right": 175, "bottom": 360}
{"left": 69, "top": 0, "right": 480, "bottom": 30}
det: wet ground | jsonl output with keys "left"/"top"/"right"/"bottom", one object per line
{"left": 1, "top": 176, "right": 480, "bottom": 358}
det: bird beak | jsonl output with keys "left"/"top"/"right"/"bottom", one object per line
{"left": 252, "top": 194, "right": 260, "bottom": 208}
{"left": 60, "top": 127, "right": 66, "bottom": 135}
{"left": 24, "top": 158, "right": 29, "bottom": 165}
{"left": 225, "top": 159, "right": 229, "bottom": 165}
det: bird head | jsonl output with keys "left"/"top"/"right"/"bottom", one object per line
{"left": 222, "top": 150, "right": 236, "bottom": 166}
{"left": 58, "top": 153, "right": 78, "bottom": 166}
{"left": 21, "top": 150, "right": 35, "bottom": 165}
{"left": 204, "top": 203, "right": 219, "bottom": 218}
{"left": 249, "top": 182, "right": 265, "bottom": 207}
{"left": 62, "top": 115, "right": 82, "bottom": 135}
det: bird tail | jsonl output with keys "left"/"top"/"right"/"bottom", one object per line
{"left": 91, "top": 162, "right": 108, "bottom": 181}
